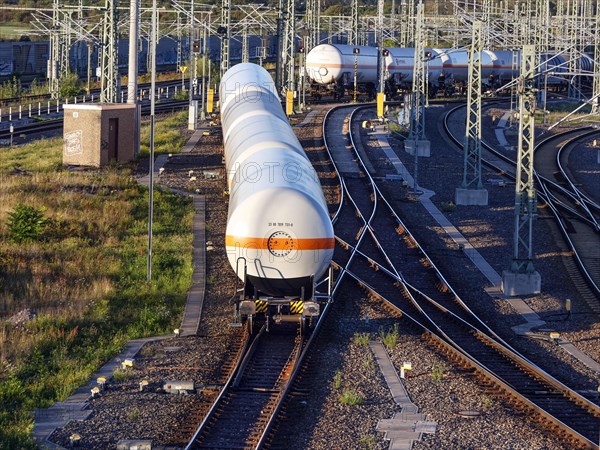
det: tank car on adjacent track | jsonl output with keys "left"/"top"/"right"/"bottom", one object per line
{"left": 305, "top": 43, "right": 592, "bottom": 97}
{"left": 220, "top": 62, "right": 334, "bottom": 325}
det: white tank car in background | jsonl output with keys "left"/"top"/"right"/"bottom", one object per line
{"left": 433, "top": 48, "right": 498, "bottom": 83}
{"left": 384, "top": 47, "right": 444, "bottom": 86}
{"left": 305, "top": 44, "right": 593, "bottom": 92}
{"left": 305, "top": 44, "right": 379, "bottom": 86}
{"left": 220, "top": 63, "right": 334, "bottom": 319}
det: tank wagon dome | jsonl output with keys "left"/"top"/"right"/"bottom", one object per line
{"left": 220, "top": 63, "right": 334, "bottom": 297}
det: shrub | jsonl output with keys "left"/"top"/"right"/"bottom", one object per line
{"left": 59, "top": 72, "right": 83, "bottom": 98}
{"left": 339, "top": 389, "right": 363, "bottom": 406}
{"left": 112, "top": 368, "right": 133, "bottom": 382}
{"left": 7, "top": 204, "right": 47, "bottom": 243}
{"left": 0, "top": 77, "right": 22, "bottom": 99}
{"left": 440, "top": 200, "right": 456, "bottom": 212}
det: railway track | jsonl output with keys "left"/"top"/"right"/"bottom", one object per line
{"left": 0, "top": 79, "right": 183, "bottom": 109}
{"left": 0, "top": 100, "right": 192, "bottom": 140}
{"left": 186, "top": 323, "right": 301, "bottom": 449}
{"left": 323, "top": 103, "right": 600, "bottom": 449}
{"left": 443, "top": 104, "right": 600, "bottom": 312}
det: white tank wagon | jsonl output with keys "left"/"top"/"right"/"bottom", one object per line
{"left": 220, "top": 63, "right": 334, "bottom": 320}
{"left": 305, "top": 44, "right": 379, "bottom": 87}
{"left": 305, "top": 43, "right": 594, "bottom": 94}
{"left": 384, "top": 47, "right": 444, "bottom": 86}
{"left": 432, "top": 48, "right": 498, "bottom": 83}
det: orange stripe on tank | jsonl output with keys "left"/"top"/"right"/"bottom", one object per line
{"left": 226, "top": 235, "right": 335, "bottom": 250}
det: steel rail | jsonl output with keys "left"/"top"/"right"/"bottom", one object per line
{"left": 183, "top": 324, "right": 251, "bottom": 450}
{"left": 332, "top": 102, "right": 600, "bottom": 447}
{"left": 342, "top": 268, "right": 600, "bottom": 449}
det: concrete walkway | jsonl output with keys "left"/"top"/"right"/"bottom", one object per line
{"left": 180, "top": 194, "right": 206, "bottom": 336}
{"left": 371, "top": 125, "right": 600, "bottom": 374}
{"left": 371, "top": 342, "right": 437, "bottom": 450}
{"left": 33, "top": 127, "right": 209, "bottom": 448}
{"left": 33, "top": 335, "right": 168, "bottom": 449}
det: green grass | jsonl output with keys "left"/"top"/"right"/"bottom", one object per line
{"left": 339, "top": 389, "right": 364, "bottom": 406}
{"left": 0, "top": 113, "right": 193, "bottom": 449}
{"left": 352, "top": 332, "right": 370, "bottom": 347}
{"left": 140, "top": 111, "right": 189, "bottom": 156}
{"left": 332, "top": 370, "right": 342, "bottom": 390}
{"left": 379, "top": 323, "right": 399, "bottom": 350}
{"left": 431, "top": 362, "right": 445, "bottom": 382}
{"left": 0, "top": 24, "right": 30, "bottom": 40}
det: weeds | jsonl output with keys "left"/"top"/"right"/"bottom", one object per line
{"left": 440, "top": 201, "right": 456, "bottom": 212}
{"left": 431, "top": 362, "right": 445, "bottom": 381}
{"left": 380, "top": 323, "right": 399, "bottom": 350}
{"left": 206, "top": 273, "right": 216, "bottom": 285}
{"left": 6, "top": 204, "right": 47, "bottom": 243}
{"left": 481, "top": 395, "right": 493, "bottom": 408}
{"left": 333, "top": 370, "right": 342, "bottom": 389}
{"left": 339, "top": 389, "right": 363, "bottom": 406}
{"left": 358, "top": 435, "right": 375, "bottom": 449}
{"left": 352, "top": 332, "right": 370, "bottom": 347}
{"left": 127, "top": 407, "right": 140, "bottom": 421}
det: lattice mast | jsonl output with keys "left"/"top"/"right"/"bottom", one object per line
{"left": 242, "top": 22, "right": 249, "bottom": 63}
{"left": 219, "top": 0, "right": 231, "bottom": 77}
{"left": 593, "top": 3, "right": 600, "bottom": 113}
{"left": 567, "top": 0, "right": 580, "bottom": 99}
{"left": 349, "top": 0, "right": 358, "bottom": 46}
{"left": 535, "top": 0, "right": 550, "bottom": 54}
{"left": 100, "top": 0, "right": 118, "bottom": 103}
{"left": 305, "top": 0, "right": 316, "bottom": 50}
{"left": 409, "top": 2, "right": 425, "bottom": 142}
{"left": 49, "top": 0, "right": 60, "bottom": 99}
{"left": 461, "top": 21, "right": 483, "bottom": 191}
{"left": 510, "top": 45, "right": 538, "bottom": 274}
{"left": 281, "top": 0, "right": 296, "bottom": 92}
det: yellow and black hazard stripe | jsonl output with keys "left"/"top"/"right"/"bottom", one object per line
{"left": 289, "top": 301, "right": 304, "bottom": 314}
{"left": 255, "top": 299, "right": 268, "bottom": 313}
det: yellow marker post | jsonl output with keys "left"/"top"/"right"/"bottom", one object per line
{"left": 377, "top": 92, "right": 385, "bottom": 118}
{"left": 180, "top": 66, "right": 187, "bottom": 74}
{"left": 286, "top": 90, "right": 294, "bottom": 116}
{"left": 400, "top": 361, "right": 412, "bottom": 379}
{"left": 207, "top": 88, "right": 214, "bottom": 113}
